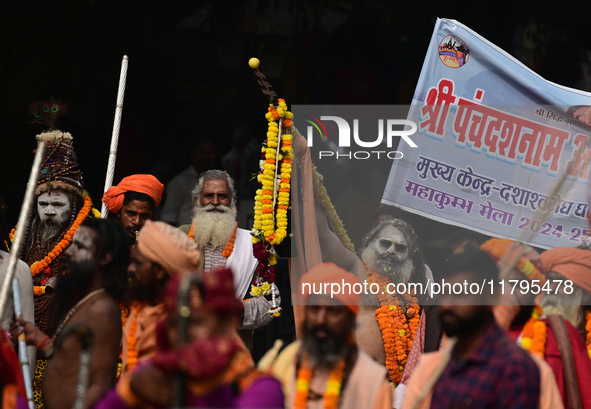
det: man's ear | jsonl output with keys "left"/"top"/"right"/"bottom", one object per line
{"left": 98, "top": 252, "right": 113, "bottom": 267}
{"left": 154, "top": 264, "right": 167, "bottom": 280}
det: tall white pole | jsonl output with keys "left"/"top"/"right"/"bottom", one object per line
{"left": 0, "top": 141, "right": 46, "bottom": 320}
{"left": 101, "top": 55, "right": 129, "bottom": 218}
{"left": 13, "top": 278, "right": 34, "bottom": 409}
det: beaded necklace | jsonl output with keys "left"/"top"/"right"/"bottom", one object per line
{"left": 51, "top": 288, "right": 105, "bottom": 343}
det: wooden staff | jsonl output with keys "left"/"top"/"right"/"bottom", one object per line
{"left": 0, "top": 139, "right": 46, "bottom": 408}
{"left": 12, "top": 278, "right": 34, "bottom": 409}
{"left": 101, "top": 55, "right": 129, "bottom": 218}
{"left": 0, "top": 140, "right": 46, "bottom": 325}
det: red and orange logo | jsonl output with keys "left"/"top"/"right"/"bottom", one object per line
{"left": 438, "top": 35, "right": 470, "bottom": 68}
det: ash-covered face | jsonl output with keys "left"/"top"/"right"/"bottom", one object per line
{"left": 38, "top": 190, "right": 72, "bottom": 225}
{"left": 361, "top": 224, "right": 413, "bottom": 283}
{"left": 37, "top": 190, "right": 73, "bottom": 241}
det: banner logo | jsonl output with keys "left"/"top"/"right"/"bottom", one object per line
{"left": 438, "top": 35, "right": 470, "bottom": 68}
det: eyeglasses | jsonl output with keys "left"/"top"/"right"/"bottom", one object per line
{"left": 379, "top": 239, "right": 407, "bottom": 253}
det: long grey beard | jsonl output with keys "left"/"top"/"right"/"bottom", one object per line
{"left": 361, "top": 249, "right": 414, "bottom": 284}
{"left": 191, "top": 204, "right": 237, "bottom": 248}
{"left": 542, "top": 289, "right": 584, "bottom": 329}
{"left": 40, "top": 220, "right": 66, "bottom": 242}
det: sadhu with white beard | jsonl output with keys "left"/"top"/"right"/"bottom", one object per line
{"left": 483, "top": 240, "right": 591, "bottom": 409}
{"left": 537, "top": 246, "right": 591, "bottom": 408}
{"left": 180, "top": 169, "right": 280, "bottom": 350}
{"left": 315, "top": 211, "right": 434, "bottom": 385}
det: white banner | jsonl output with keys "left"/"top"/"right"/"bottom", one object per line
{"left": 383, "top": 18, "right": 591, "bottom": 249}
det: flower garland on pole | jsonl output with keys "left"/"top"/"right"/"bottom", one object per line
{"left": 249, "top": 58, "right": 291, "bottom": 317}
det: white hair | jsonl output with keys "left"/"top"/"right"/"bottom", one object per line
{"left": 191, "top": 170, "right": 236, "bottom": 208}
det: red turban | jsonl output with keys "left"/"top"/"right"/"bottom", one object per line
{"left": 299, "top": 262, "right": 362, "bottom": 315}
{"left": 162, "top": 268, "right": 243, "bottom": 318}
{"left": 152, "top": 269, "right": 244, "bottom": 379}
{"left": 102, "top": 174, "right": 164, "bottom": 214}
{"left": 541, "top": 247, "right": 591, "bottom": 294}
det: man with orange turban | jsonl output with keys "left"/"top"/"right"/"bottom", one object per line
{"left": 120, "top": 220, "right": 201, "bottom": 377}
{"left": 262, "top": 262, "right": 392, "bottom": 409}
{"left": 102, "top": 174, "right": 164, "bottom": 244}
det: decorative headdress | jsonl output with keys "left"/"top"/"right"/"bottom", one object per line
{"left": 30, "top": 100, "right": 84, "bottom": 196}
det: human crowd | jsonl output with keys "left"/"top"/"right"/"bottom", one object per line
{"left": 0, "top": 111, "right": 590, "bottom": 409}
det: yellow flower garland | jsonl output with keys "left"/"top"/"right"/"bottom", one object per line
{"left": 252, "top": 98, "right": 292, "bottom": 246}
{"left": 251, "top": 97, "right": 293, "bottom": 318}
{"left": 311, "top": 163, "right": 355, "bottom": 254}
{"left": 294, "top": 355, "right": 345, "bottom": 409}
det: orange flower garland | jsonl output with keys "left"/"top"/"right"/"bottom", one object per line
{"left": 294, "top": 355, "right": 345, "bottom": 409}
{"left": 126, "top": 303, "right": 143, "bottom": 373}
{"left": 188, "top": 222, "right": 237, "bottom": 258}
{"left": 10, "top": 196, "right": 92, "bottom": 278}
{"left": 586, "top": 311, "right": 591, "bottom": 359}
{"left": 367, "top": 269, "right": 420, "bottom": 385}
{"left": 519, "top": 306, "right": 546, "bottom": 358}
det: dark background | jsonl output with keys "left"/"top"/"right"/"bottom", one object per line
{"left": 1, "top": 0, "right": 590, "bottom": 359}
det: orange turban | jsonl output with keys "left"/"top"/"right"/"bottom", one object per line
{"left": 102, "top": 174, "right": 164, "bottom": 214}
{"left": 299, "top": 262, "right": 362, "bottom": 315}
{"left": 137, "top": 220, "right": 201, "bottom": 275}
{"left": 540, "top": 247, "right": 591, "bottom": 294}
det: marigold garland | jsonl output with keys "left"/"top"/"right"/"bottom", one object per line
{"left": 126, "top": 303, "right": 143, "bottom": 373}
{"left": 519, "top": 306, "right": 546, "bottom": 358}
{"left": 367, "top": 268, "right": 420, "bottom": 385}
{"left": 481, "top": 238, "right": 545, "bottom": 283}
{"left": 586, "top": 311, "right": 591, "bottom": 359}
{"left": 188, "top": 221, "right": 237, "bottom": 258}
{"left": 294, "top": 355, "right": 345, "bottom": 409}
{"left": 10, "top": 196, "right": 92, "bottom": 278}
{"left": 250, "top": 97, "right": 293, "bottom": 317}
{"left": 311, "top": 163, "right": 355, "bottom": 254}
{"left": 10, "top": 196, "right": 93, "bottom": 296}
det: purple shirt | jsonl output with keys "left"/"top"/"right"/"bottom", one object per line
{"left": 431, "top": 322, "right": 540, "bottom": 409}
{"left": 95, "top": 375, "right": 284, "bottom": 409}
